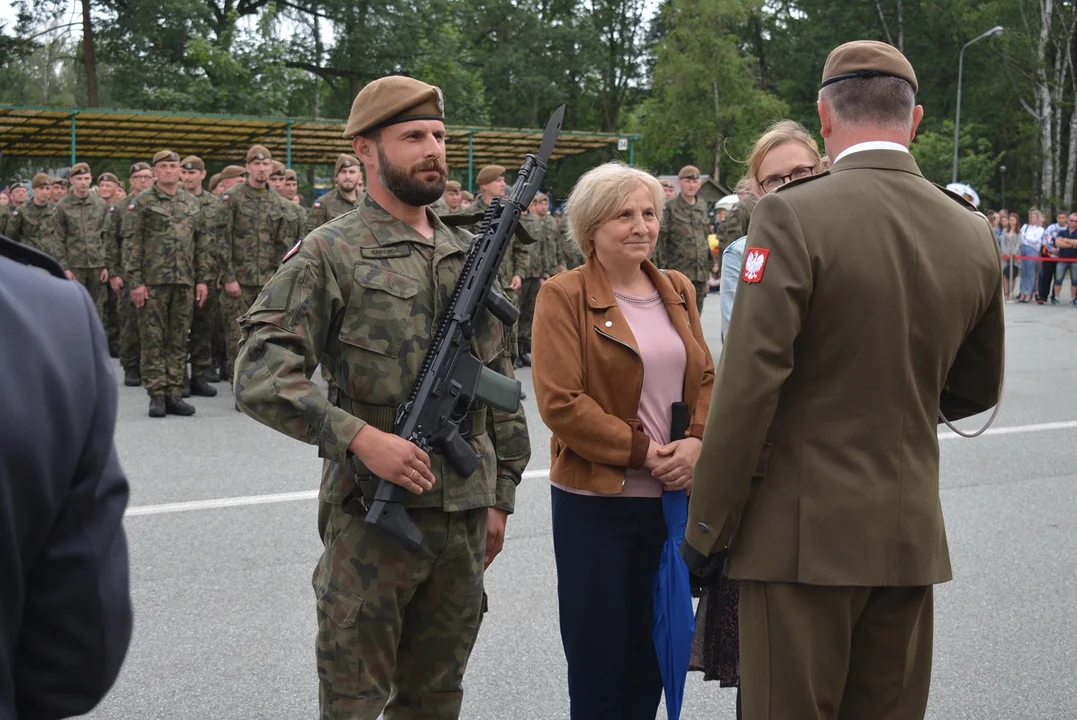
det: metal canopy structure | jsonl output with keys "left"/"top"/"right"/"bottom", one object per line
{"left": 0, "top": 105, "right": 639, "bottom": 189}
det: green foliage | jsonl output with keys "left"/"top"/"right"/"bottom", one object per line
{"left": 911, "top": 121, "right": 1004, "bottom": 201}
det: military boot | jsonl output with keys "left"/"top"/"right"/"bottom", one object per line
{"left": 190, "top": 376, "right": 218, "bottom": 397}
{"left": 148, "top": 395, "right": 166, "bottom": 418}
{"left": 181, "top": 376, "right": 191, "bottom": 398}
{"left": 204, "top": 367, "right": 221, "bottom": 383}
{"left": 165, "top": 394, "right": 196, "bottom": 416}
{"left": 124, "top": 368, "right": 141, "bottom": 387}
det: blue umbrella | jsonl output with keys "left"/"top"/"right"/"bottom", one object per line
{"left": 653, "top": 403, "right": 696, "bottom": 719}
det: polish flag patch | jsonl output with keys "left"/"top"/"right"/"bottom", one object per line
{"left": 282, "top": 238, "right": 303, "bottom": 263}
{"left": 742, "top": 248, "right": 770, "bottom": 284}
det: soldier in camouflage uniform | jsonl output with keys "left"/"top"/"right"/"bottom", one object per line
{"left": 49, "top": 177, "right": 68, "bottom": 204}
{"left": 97, "top": 172, "right": 125, "bottom": 356}
{"left": 220, "top": 146, "right": 292, "bottom": 389}
{"left": 53, "top": 162, "right": 111, "bottom": 330}
{"left": 515, "top": 193, "right": 561, "bottom": 365}
{"left": 123, "top": 150, "right": 212, "bottom": 418}
{"left": 107, "top": 163, "right": 156, "bottom": 387}
{"left": 7, "top": 174, "right": 59, "bottom": 257}
{"left": 180, "top": 155, "right": 221, "bottom": 397}
{"left": 235, "top": 76, "right": 530, "bottom": 720}
{"left": 718, "top": 182, "right": 758, "bottom": 254}
{"left": 303, "top": 154, "right": 363, "bottom": 235}
{"left": 654, "top": 165, "right": 711, "bottom": 313}
{"left": 282, "top": 169, "right": 309, "bottom": 230}
{"left": 270, "top": 160, "right": 304, "bottom": 245}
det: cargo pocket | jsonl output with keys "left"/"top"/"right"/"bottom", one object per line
{"left": 312, "top": 563, "right": 364, "bottom": 698}
{"left": 339, "top": 261, "right": 420, "bottom": 359}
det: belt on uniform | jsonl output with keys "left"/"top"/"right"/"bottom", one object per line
{"left": 347, "top": 399, "right": 487, "bottom": 439}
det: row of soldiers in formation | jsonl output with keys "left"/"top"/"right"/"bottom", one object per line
{"left": 0, "top": 145, "right": 610, "bottom": 415}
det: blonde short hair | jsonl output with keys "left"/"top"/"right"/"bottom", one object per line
{"left": 746, "top": 120, "right": 822, "bottom": 196}
{"left": 565, "top": 162, "right": 665, "bottom": 257}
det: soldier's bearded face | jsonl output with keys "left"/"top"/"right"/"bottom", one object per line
{"left": 337, "top": 166, "right": 362, "bottom": 193}
{"left": 376, "top": 143, "right": 447, "bottom": 208}
{"left": 248, "top": 159, "right": 272, "bottom": 186}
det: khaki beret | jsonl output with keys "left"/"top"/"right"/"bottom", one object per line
{"left": 534, "top": 192, "right": 549, "bottom": 202}
{"left": 246, "top": 145, "right": 272, "bottom": 163}
{"left": 822, "top": 40, "right": 918, "bottom": 93}
{"left": 660, "top": 179, "right": 675, "bottom": 188}
{"left": 130, "top": 162, "right": 152, "bottom": 175}
{"left": 208, "top": 173, "right": 222, "bottom": 192}
{"left": 445, "top": 180, "right": 462, "bottom": 192}
{"left": 70, "top": 162, "right": 91, "bottom": 177}
{"left": 153, "top": 150, "right": 180, "bottom": 165}
{"left": 476, "top": 165, "right": 506, "bottom": 187}
{"left": 284, "top": 169, "right": 298, "bottom": 182}
{"left": 335, "top": 154, "right": 361, "bottom": 176}
{"left": 31, "top": 173, "right": 51, "bottom": 189}
{"left": 678, "top": 165, "right": 701, "bottom": 180}
{"left": 220, "top": 165, "right": 247, "bottom": 180}
{"left": 343, "top": 76, "right": 445, "bottom": 139}
{"left": 98, "top": 172, "right": 120, "bottom": 185}
{"left": 51, "top": 177, "right": 67, "bottom": 187}
{"left": 181, "top": 156, "right": 205, "bottom": 171}
{"left": 270, "top": 160, "right": 286, "bottom": 177}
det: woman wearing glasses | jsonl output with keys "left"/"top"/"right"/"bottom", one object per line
{"left": 690, "top": 120, "right": 825, "bottom": 718}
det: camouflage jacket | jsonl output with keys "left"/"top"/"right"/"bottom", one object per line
{"left": 122, "top": 185, "right": 212, "bottom": 288}
{"left": 235, "top": 195, "right": 531, "bottom": 514}
{"left": 521, "top": 213, "right": 564, "bottom": 278}
{"left": 719, "top": 194, "right": 758, "bottom": 253}
{"left": 0, "top": 205, "right": 8, "bottom": 236}
{"left": 7, "top": 200, "right": 58, "bottom": 257}
{"left": 303, "top": 188, "right": 360, "bottom": 236}
{"left": 655, "top": 193, "right": 711, "bottom": 282}
{"left": 557, "top": 216, "right": 585, "bottom": 271}
{"left": 275, "top": 190, "right": 303, "bottom": 245}
{"left": 190, "top": 190, "right": 225, "bottom": 279}
{"left": 103, "top": 199, "right": 134, "bottom": 278}
{"left": 221, "top": 183, "right": 291, "bottom": 287}
{"left": 53, "top": 192, "right": 109, "bottom": 270}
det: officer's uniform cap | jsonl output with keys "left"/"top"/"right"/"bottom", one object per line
{"left": 821, "top": 40, "right": 918, "bottom": 93}
{"left": 31, "top": 173, "right": 51, "bottom": 189}
{"left": 181, "top": 156, "right": 205, "bottom": 171}
{"left": 246, "top": 145, "right": 272, "bottom": 163}
{"left": 476, "top": 165, "right": 506, "bottom": 187}
{"left": 153, "top": 150, "right": 180, "bottom": 165}
{"left": 98, "top": 172, "right": 120, "bottom": 185}
{"left": 678, "top": 165, "right": 702, "bottom": 180}
{"left": 335, "top": 154, "right": 361, "bottom": 176}
{"left": 220, "top": 165, "right": 247, "bottom": 180}
{"left": 445, "top": 180, "right": 462, "bottom": 192}
{"left": 343, "top": 76, "right": 445, "bottom": 139}
{"left": 70, "top": 162, "right": 91, "bottom": 177}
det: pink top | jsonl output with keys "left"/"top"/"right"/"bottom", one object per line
{"left": 554, "top": 289, "right": 687, "bottom": 498}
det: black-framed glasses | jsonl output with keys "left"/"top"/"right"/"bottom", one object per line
{"left": 758, "top": 166, "right": 815, "bottom": 194}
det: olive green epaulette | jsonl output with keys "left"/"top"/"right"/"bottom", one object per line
{"left": 438, "top": 210, "right": 535, "bottom": 245}
{"left": 774, "top": 169, "right": 831, "bottom": 193}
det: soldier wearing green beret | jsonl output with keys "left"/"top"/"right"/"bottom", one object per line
{"left": 123, "top": 150, "right": 213, "bottom": 417}
{"left": 53, "top": 162, "right": 111, "bottom": 336}
{"left": 303, "top": 153, "right": 364, "bottom": 235}
{"left": 684, "top": 40, "right": 1005, "bottom": 719}
{"left": 96, "top": 172, "right": 125, "bottom": 356}
{"left": 7, "top": 174, "right": 60, "bottom": 258}
{"left": 654, "top": 164, "right": 712, "bottom": 313}
{"left": 269, "top": 160, "right": 304, "bottom": 246}
{"left": 234, "top": 75, "right": 530, "bottom": 720}
{"left": 282, "top": 169, "right": 309, "bottom": 230}
{"left": 180, "top": 155, "right": 222, "bottom": 396}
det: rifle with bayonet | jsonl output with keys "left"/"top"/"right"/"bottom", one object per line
{"left": 363, "top": 104, "right": 567, "bottom": 550}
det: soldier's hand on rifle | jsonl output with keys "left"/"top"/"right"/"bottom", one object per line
{"left": 349, "top": 425, "right": 436, "bottom": 495}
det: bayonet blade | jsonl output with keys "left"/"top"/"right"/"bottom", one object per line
{"left": 536, "top": 105, "right": 566, "bottom": 165}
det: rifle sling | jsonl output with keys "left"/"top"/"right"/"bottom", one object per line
{"left": 337, "top": 392, "right": 487, "bottom": 439}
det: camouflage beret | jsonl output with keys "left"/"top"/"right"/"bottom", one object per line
{"left": 822, "top": 40, "right": 918, "bottom": 93}
{"left": 343, "top": 76, "right": 445, "bottom": 139}
{"left": 476, "top": 165, "right": 506, "bottom": 186}
{"left": 208, "top": 173, "right": 222, "bottom": 192}
{"left": 246, "top": 145, "right": 272, "bottom": 163}
{"left": 678, "top": 165, "right": 701, "bottom": 180}
{"left": 445, "top": 180, "right": 462, "bottom": 192}
{"left": 270, "top": 160, "right": 286, "bottom": 177}
{"left": 153, "top": 150, "right": 180, "bottom": 165}
{"left": 181, "top": 156, "right": 205, "bottom": 171}
{"left": 31, "top": 173, "right": 51, "bottom": 189}
{"left": 284, "top": 169, "right": 298, "bottom": 182}
{"left": 98, "top": 172, "right": 120, "bottom": 185}
{"left": 220, "top": 165, "right": 247, "bottom": 180}
{"left": 70, "top": 162, "right": 91, "bottom": 177}
{"left": 130, "top": 162, "right": 152, "bottom": 175}
{"left": 335, "top": 154, "right": 361, "bottom": 176}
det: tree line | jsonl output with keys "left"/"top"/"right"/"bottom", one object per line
{"left": 2, "top": 0, "right": 1076, "bottom": 212}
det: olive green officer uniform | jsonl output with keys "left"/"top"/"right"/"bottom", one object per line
{"left": 7, "top": 175, "right": 59, "bottom": 257}
{"left": 53, "top": 164, "right": 111, "bottom": 332}
{"left": 655, "top": 170, "right": 711, "bottom": 313}
{"left": 233, "top": 77, "right": 531, "bottom": 720}
{"left": 683, "top": 42, "right": 1006, "bottom": 720}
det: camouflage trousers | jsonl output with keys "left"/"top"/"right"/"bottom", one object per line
{"left": 221, "top": 285, "right": 261, "bottom": 381}
{"left": 105, "top": 286, "right": 120, "bottom": 352}
{"left": 502, "top": 288, "right": 518, "bottom": 364}
{"left": 692, "top": 280, "right": 707, "bottom": 314}
{"left": 139, "top": 284, "right": 194, "bottom": 397}
{"left": 313, "top": 503, "right": 487, "bottom": 720}
{"left": 517, "top": 278, "right": 541, "bottom": 349}
{"left": 189, "top": 284, "right": 220, "bottom": 377}
{"left": 71, "top": 267, "right": 109, "bottom": 332}
{"left": 119, "top": 290, "right": 141, "bottom": 372}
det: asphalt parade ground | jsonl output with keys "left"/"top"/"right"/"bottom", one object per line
{"left": 86, "top": 296, "right": 1077, "bottom": 720}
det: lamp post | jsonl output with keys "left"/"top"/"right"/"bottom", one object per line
{"left": 999, "top": 163, "right": 1007, "bottom": 208}
{"left": 953, "top": 25, "right": 1004, "bottom": 184}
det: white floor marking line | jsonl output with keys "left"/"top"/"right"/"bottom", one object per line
{"left": 125, "top": 421, "right": 1077, "bottom": 517}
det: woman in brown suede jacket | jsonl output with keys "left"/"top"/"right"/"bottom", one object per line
{"left": 531, "top": 162, "right": 715, "bottom": 719}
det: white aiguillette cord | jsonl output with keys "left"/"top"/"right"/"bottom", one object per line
{"left": 938, "top": 376, "right": 1004, "bottom": 439}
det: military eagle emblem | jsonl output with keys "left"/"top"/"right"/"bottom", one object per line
{"left": 742, "top": 247, "right": 770, "bottom": 284}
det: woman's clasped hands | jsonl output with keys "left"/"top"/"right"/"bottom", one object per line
{"left": 645, "top": 437, "right": 701, "bottom": 493}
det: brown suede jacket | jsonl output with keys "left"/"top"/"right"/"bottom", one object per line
{"left": 532, "top": 257, "right": 715, "bottom": 494}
